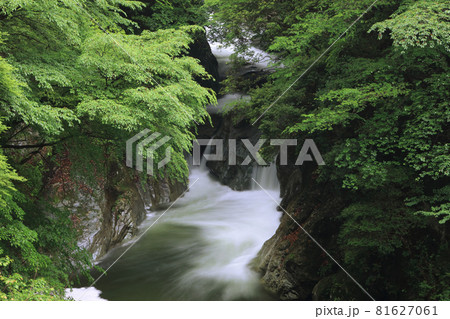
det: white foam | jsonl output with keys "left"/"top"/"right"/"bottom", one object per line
{"left": 163, "top": 168, "right": 281, "bottom": 298}
{"left": 65, "top": 287, "right": 107, "bottom": 301}
{"left": 72, "top": 166, "right": 281, "bottom": 300}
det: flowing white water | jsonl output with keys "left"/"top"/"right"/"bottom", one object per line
{"left": 251, "top": 163, "right": 280, "bottom": 191}
{"left": 206, "top": 93, "right": 250, "bottom": 114}
{"left": 68, "top": 166, "right": 281, "bottom": 301}
{"left": 65, "top": 287, "right": 106, "bottom": 301}
{"left": 208, "top": 39, "right": 274, "bottom": 75}
{"left": 206, "top": 31, "right": 275, "bottom": 115}
{"left": 206, "top": 41, "right": 251, "bottom": 115}
{"left": 164, "top": 168, "right": 281, "bottom": 300}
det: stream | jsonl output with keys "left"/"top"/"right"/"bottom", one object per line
{"left": 66, "top": 34, "right": 280, "bottom": 302}
{"left": 68, "top": 166, "right": 280, "bottom": 301}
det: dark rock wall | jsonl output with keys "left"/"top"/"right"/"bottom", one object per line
{"left": 254, "top": 160, "right": 345, "bottom": 300}
{"left": 198, "top": 113, "right": 261, "bottom": 191}
{"left": 44, "top": 150, "right": 186, "bottom": 262}
{"left": 189, "top": 30, "right": 220, "bottom": 93}
{"left": 51, "top": 30, "right": 216, "bottom": 262}
{"left": 197, "top": 115, "right": 348, "bottom": 300}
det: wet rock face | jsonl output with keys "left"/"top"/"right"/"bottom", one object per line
{"left": 46, "top": 154, "right": 186, "bottom": 262}
{"left": 197, "top": 110, "right": 345, "bottom": 299}
{"left": 189, "top": 31, "right": 220, "bottom": 93}
{"left": 254, "top": 161, "right": 345, "bottom": 300}
{"left": 200, "top": 115, "right": 261, "bottom": 191}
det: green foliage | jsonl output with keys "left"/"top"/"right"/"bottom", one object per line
{"left": 339, "top": 203, "right": 413, "bottom": 260}
{"left": 74, "top": 25, "right": 215, "bottom": 179}
{"left": 0, "top": 0, "right": 215, "bottom": 301}
{"left": 371, "top": 0, "right": 450, "bottom": 51}
{"left": 1, "top": 0, "right": 215, "bottom": 180}
{"left": 209, "top": 0, "right": 450, "bottom": 300}
{"left": 0, "top": 256, "right": 64, "bottom": 301}
{"left": 0, "top": 121, "right": 44, "bottom": 273}
{"left": 0, "top": 121, "right": 92, "bottom": 296}
{"left": 127, "top": 0, "right": 208, "bottom": 32}
{"left": 408, "top": 186, "right": 450, "bottom": 224}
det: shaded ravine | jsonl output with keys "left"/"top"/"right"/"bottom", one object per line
{"left": 66, "top": 30, "right": 281, "bottom": 302}
{"left": 67, "top": 166, "right": 281, "bottom": 300}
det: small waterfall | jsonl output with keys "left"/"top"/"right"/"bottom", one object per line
{"left": 251, "top": 162, "right": 279, "bottom": 191}
{"left": 199, "top": 138, "right": 215, "bottom": 170}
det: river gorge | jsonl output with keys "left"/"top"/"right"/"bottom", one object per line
{"left": 66, "top": 32, "right": 285, "bottom": 301}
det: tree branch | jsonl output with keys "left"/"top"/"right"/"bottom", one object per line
{"left": 2, "top": 136, "right": 71, "bottom": 149}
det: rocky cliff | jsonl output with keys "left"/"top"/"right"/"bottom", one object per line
{"left": 203, "top": 114, "right": 261, "bottom": 191}
{"left": 43, "top": 30, "right": 216, "bottom": 263}
{"left": 42, "top": 144, "right": 186, "bottom": 262}
{"left": 254, "top": 159, "right": 347, "bottom": 300}
{"left": 197, "top": 114, "right": 367, "bottom": 300}
{"left": 189, "top": 30, "right": 220, "bottom": 93}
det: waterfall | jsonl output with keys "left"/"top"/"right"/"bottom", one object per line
{"left": 199, "top": 137, "right": 215, "bottom": 170}
{"left": 251, "top": 162, "right": 279, "bottom": 191}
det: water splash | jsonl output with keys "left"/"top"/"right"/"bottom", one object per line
{"left": 251, "top": 162, "right": 280, "bottom": 191}
{"left": 65, "top": 287, "right": 106, "bottom": 301}
{"left": 82, "top": 167, "right": 281, "bottom": 301}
